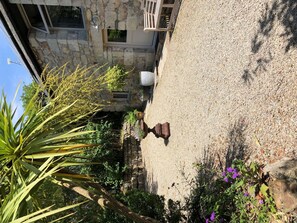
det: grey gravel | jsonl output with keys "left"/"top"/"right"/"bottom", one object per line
{"left": 141, "top": 0, "right": 297, "bottom": 203}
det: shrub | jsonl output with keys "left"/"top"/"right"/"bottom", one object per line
{"left": 121, "top": 190, "right": 166, "bottom": 221}
{"left": 68, "top": 121, "right": 125, "bottom": 191}
{"left": 124, "top": 110, "right": 146, "bottom": 140}
{"left": 104, "top": 65, "right": 130, "bottom": 91}
{"left": 124, "top": 109, "right": 138, "bottom": 125}
{"left": 21, "top": 64, "right": 108, "bottom": 127}
{"left": 60, "top": 190, "right": 167, "bottom": 223}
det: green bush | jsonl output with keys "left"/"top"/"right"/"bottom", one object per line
{"left": 86, "top": 121, "right": 124, "bottom": 189}
{"left": 165, "top": 199, "right": 186, "bottom": 223}
{"left": 59, "top": 189, "right": 168, "bottom": 223}
{"left": 102, "top": 162, "right": 127, "bottom": 190}
{"left": 121, "top": 190, "right": 166, "bottom": 221}
{"left": 124, "top": 110, "right": 146, "bottom": 140}
{"left": 72, "top": 121, "right": 125, "bottom": 191}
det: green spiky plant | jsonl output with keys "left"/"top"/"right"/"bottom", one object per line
{"left": 0, "top": 157, "right": 84, "bottom": 223}
{"left": 0, "top": 87, "right": 95, "bottom": 222}
{"left": 1, "top": 81, "right": 159, "bottom": 222}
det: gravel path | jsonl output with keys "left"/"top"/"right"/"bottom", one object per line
{"left": 141, "top": 0, "right": 297, "bottom": 203}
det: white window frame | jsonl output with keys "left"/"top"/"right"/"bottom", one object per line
{"left": 103, "top": 29, "right": 157, "bottom": 49}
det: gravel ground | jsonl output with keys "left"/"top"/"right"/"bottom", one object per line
{"left": 141, "top": 0, "right": 297, "bottom": 203}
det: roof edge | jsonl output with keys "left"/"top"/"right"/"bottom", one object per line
{"left": 0, "top": 1, "right": 42, "bottom": 83}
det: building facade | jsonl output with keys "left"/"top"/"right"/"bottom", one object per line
{"left": 1, "top": 0, "right": 157, "bottom": 111}
{"left": 9, "top": 0, "right": 155, "bottom": 71}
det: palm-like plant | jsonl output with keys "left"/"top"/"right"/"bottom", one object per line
{"left": 1, "top": 157, "right": 83, "bottom": 223}
{"left": 0, "top": 90, "right": 94, "bottom": 221}
{"left": 0, "top": 88, "right": 160, "bottom": 223}
{"left": 0, "top": 91, "right": 93, "bottom": 184}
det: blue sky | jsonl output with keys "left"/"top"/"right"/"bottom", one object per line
{"left": 0, "top": 21, "right": 33, "bottom": 118}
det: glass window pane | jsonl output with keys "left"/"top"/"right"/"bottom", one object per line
{"left": 107, "top": 30, "right": 127, "bottom": 42}
{"left": 23, "top": 4, "right": 46, "bottom": 31}
{"left": 47, "top": 6, "right": 84, "bottom": 28}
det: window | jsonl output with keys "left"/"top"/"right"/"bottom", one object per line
{"left": 104, "top": 29, "right": 155, "bottom": 48}
{"left": 107, "top": 30, "right": 127, "bottom": 43}
{"left": 47, "top": 6, "right": 84, "bottom": 28}
{"left": 22, "top": 5, "right": 47, "bottom": 31}
{"left": 21, "top": 5, "right": 84, "bottom": 33}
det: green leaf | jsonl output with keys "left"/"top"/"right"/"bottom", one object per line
{"left": 260, "top": 184, "right": 269, "bottom": 197}
{"left": 250, "top": 162, "right": 257, "bottom": 173}
{"left": 248, "top": 185, "right": 256, "bottom": 196}
{"left": 236, "top": 180, "right": 244, "bottom": 188}
{"left": 24, "top": 150, "right": 83, "bottom": 159}
{"left": 12, "top": 201, "right": 85, "bottom": 223}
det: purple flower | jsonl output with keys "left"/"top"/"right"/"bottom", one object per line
{"left": 210, "top": 212, "right": 216, "bottom": 221}
{"left": 223, "top": 177, "right": 229, "bottom": 182}
{"left": 259, "top": 199, "right": 264, "bottom": 204}
{"left": 244, "top": 192, "right": 249, "bottom": 197}
{"left": 205, "top": 219, "right": 209, "bottom": 223}
{"left": 227, "top": 167, "right": 234, "bottom": 173}
{"left": 232, "top": 172, "right": 240, "bottom": 179}
{"left": 222, "top": 171, "right": 226, "bottom": 177}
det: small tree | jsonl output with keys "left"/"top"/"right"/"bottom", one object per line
{"left": 21, "top": 82, "right": 38, "bottom": 109}
{"left": 20, "top": 64, "right": 109, "bottom": 125}
{"left": 21, "top": 64, "right": 131, "bottom": 125}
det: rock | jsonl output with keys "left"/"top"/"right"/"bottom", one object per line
{"left": 114, "top": 0, "right": 121, "bottom": 8}
{"left": 118, "top": 5, "right": 128, "bottom": 21}
{"left": 269, "top": 179, "right": 297, "bottom": 213}
{"left": 264, "top": 158, "right": 297, "bottom": 213}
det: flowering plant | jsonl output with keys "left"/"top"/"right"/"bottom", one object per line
{"left": 188, "top": 160, "right": 279, "bottom": 223}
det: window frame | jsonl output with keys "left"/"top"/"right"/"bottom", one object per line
{"left": 103, "top": 29, "right": 130, "bottom": 46}
{"left": 19, "top": 4, "right": 86, "bottom": 33}
{"left": 102, "top": 29, "right": 157, "bottom": 49}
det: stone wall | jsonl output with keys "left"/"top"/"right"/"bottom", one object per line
{"left": 122, "top": 123, "right": 145, "bottom": 191}
{"left": 105, "top": 46, "right": 155, "bottom": 70}
{"left": 29, "top": 30, "right": 96, "bottom": 70}
{"left": 10, "top": 0, "right": 155, "bottom": 70}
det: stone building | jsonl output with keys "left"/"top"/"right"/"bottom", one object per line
{"left": 0, "top": 0, "right": 156, "bottom": 111}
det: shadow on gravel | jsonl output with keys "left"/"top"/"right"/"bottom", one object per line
{"left": 143, "top": 167, "right": 159, "bottom": 194}
{"left": 242, "top": 0, "right": 297, "bottom": 84}
{"left": 185, "top": 118, "right": 249, "bottom": 223}
{"left": 224, "top": 118, "right": 249, "bottom": 168}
